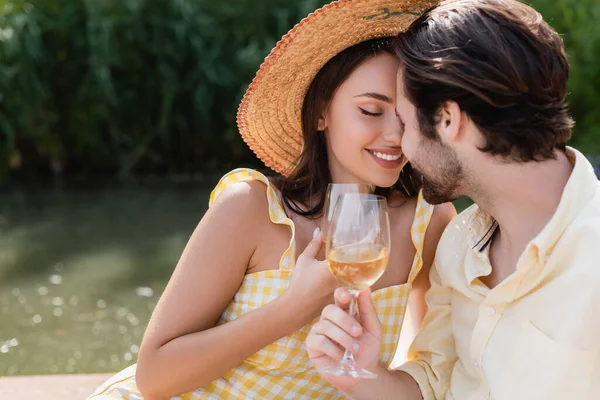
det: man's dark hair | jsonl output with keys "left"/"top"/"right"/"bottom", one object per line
{"left": 396, "top": 0, "right": 574, "bottom": 162}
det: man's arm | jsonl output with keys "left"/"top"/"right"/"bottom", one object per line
{"left": 344, "top": 367, "right": 423, "bottom": 400}
{"left": 345, "top": 263, "right": 458, "bottom": 400}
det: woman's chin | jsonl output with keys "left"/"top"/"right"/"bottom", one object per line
{"left": 363, "top": 170, "right": 401, "bottom": 189}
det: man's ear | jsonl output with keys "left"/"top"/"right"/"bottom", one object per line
{"left": 438, "top": 101, "right": 464, "bottom": 144}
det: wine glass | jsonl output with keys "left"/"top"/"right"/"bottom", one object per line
{"left": 321, "top": 193, "right": 390, "bottom": 379}
{"left": 322, "top": 183, "right": 373, "bottom": 242}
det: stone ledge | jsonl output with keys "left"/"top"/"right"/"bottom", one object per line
{"left": 0, "top": 374, "right": 112, "bottom": 400}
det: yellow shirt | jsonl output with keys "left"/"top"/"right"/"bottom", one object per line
{"left": 398, "top": 147, "right": 600, "bottom": 400}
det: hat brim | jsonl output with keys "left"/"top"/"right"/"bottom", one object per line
{"left": 237, "top": 0, "right": 434, "bottom": 175}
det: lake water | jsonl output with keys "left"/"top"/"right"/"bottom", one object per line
{"left": 0, "top": 183, "right": 209, "bottom": 375}
{"left": 0, "top": 182, "right": 472, "bottom": 376}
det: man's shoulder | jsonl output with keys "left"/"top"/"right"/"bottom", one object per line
{"left": 547, "top": 183, "right": 600, "bottom": 279}
{"left": 565, "top": 184, "right": 600, "bottom": 246}
{"left": 579, "top": 181, "right": 600, "bottom": 217}
{"left": 568, "top": 182, "right": 600, "bottom": 233}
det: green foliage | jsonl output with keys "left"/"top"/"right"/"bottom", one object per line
{"left": 0, "top": 0, "right": 598, "bottom": 179}
{"left": 529, "top": 0, "right": 600, "bottom": 156}
{"left": 0, "top": 0, "right": 327, "bottom": 179}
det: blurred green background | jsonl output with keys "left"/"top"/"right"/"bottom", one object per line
{"left": 0, "top": 0, "right": 598, "bottom": 376}
{"left": 1, "top": 0, "right": 599, "bottom": 180}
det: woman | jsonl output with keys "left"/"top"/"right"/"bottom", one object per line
{"left": 88, "top": 0, "right": 454, "bottom": 398}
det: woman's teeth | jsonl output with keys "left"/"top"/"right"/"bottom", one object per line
{"left": 370, "top": 151, "right": 402, "bottom": 161}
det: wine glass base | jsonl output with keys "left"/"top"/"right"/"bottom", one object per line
{"left": 318, "top": 364, "right": 378, "bottom": 379}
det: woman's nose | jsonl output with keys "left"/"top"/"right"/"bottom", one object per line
{"left": 382, "top": 114, "right": 403, "bottom": 145}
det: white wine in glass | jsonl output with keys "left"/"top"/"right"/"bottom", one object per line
{"left": 327, "top": 244, "right": 389, "bottom": 291}
{"left": 321, "top": 193, "right": 390, "bottom": 379}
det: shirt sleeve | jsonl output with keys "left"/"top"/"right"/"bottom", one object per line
{"left": 395, "top": 260, "right": 458, "bottom": 400}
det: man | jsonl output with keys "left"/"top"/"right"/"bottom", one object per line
{"left": 306, "top": 0, "right": 600, "bottom": 399}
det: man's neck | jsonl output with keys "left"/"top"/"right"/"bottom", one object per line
{"left": 469, "top": 152, "right": 573, "bottom": 259}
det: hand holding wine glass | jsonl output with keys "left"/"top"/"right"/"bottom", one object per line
{"left": 318, "top": 193, "right": 390, "bottom": 379}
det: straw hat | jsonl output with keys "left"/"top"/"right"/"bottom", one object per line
{"left": 236, "top": 0, "right": 436, "bottom": 176}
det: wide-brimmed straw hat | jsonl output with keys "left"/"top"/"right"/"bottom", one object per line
{"left": 236, "top": 0, "right": 435, "bottom": 176}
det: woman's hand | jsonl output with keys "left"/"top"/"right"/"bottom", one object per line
{"left": 284, "top": 228, "right": 339, "bottom": 321}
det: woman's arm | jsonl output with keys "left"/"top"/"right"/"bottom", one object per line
{"left": 135, "top": 181, "right": 335, "bottom": 399}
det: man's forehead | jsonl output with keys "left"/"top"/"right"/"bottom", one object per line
{"left": 395, "top": 68, "right": 408, "bottom": 96}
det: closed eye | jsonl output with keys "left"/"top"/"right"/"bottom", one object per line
{"left": 359, "top": 108, "right": 383, "bottom": 117}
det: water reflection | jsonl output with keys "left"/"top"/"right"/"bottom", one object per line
{"left": 0, "top": 183, "right": 209, "bottom": 375}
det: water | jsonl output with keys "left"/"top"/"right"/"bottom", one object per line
{"left": 0, "top": 183, "right": 473, "bottom": 376}
{"left": 0, "top": 183, "right": 209, "bottom": 376}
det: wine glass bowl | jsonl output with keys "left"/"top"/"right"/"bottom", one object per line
{"left": 322, "top": 183, "right": 372, "bottom": 242}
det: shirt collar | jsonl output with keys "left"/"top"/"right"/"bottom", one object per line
{"left": 466, "top": 209, "right": 498, "bottom": 252}
{"left": 465, "top": 147, "right": 598, "bottom": 261}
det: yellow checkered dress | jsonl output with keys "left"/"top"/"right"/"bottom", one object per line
{"left": 88, "top": 168, "right": 434, "bottom": 400}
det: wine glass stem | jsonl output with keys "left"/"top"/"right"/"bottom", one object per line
{"left": 341, "top": 290, "right": 359, "bottom": 366}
